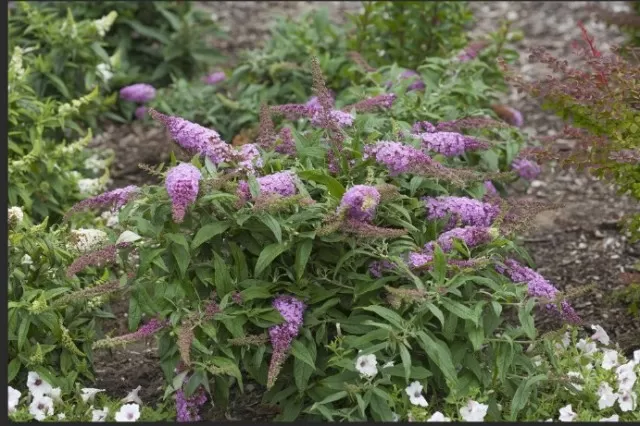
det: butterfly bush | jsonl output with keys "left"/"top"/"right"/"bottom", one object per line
{"left": 165, "top": 163, "right": 202, "bottom": 223}
{"left": 119, "top": 83, "right": 156, "bottom": 103}
{"left": 364, "top": 141, "right": 436, "bottom": 176}
{"left": 339, "top": 185, "right": 381, "bottom": 222}
{"left": 418, "top": 131, "right": 489, "bottom": 157}
{"left": 237, "top": 171, "right": 298, "bottom": 202}
{"left": 512, "top": 158, "right": 542, "bottom": 180}
{"left": 424, "top": 196, "right": 500, "bottom": 229}
{"left": 268, "top": 295, "right": 306, "bottom": 389}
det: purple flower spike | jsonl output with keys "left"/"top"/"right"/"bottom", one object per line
{"left": 65, "top": 186, "right": 139, "bottom": 221}
{"left": 268, "top": 295, "right": 306, "bottom": 388}
{"left": 499, "top": 259, "right": 581, "bottom": 323}
{"left": 311, "top": 110, "right": 354, "bottom": 128}
{"left": 424, "top": 196, "right": 500, "bottom": 229}
{"left": 237, "top": 171, "right": 298, "bottom": 202}
{"left": 275, "top": 127, "right": 296, "bottom": 156}
{"left": 412, "top": 121, "right": 437, "bottom": 134}
{"left": 165, "top": 163, "right": 202, "bottom": 223}
{"left": 119, "top": 83, "right": 156, "bottom": 103}
{"left": 364, "top": 141, "right": 434, "bottom": 176}
{"left": 340, "top": 185, "right": 381, "bottom": 223}
{"left": 423, "top": 226, "right": 494, "bottom": 254}
{"left": 419, "top": 131, "right": 489, "bottom": 157}
{"left": 135, "top": 106, "right": 147, "bottom": 120}
{"left": 512, "top": 158, "right": 542, "bottom": 180}
{"left": 202, "top": 71, "right": 226, "bottom": 85}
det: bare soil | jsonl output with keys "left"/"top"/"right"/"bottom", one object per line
{"left": 90, "top": 1, "right": 640, "bottom": 419}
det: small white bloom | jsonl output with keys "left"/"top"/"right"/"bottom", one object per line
{"left": 597, "top": 382, "right": 618, "bottom": 410}
{"left": 602, "top": 349, "right": 620, "bottom": 370}
{"left": 618, "top": 389, "right": 637, "bottom": 412}
{"left": 29, "top": 395, "right": 54, "bottom": 421}
{"left": 101, "top": 210, "right": 120, "bottom": 227}
{"left": 459, "top": 400, "right": 488, "bottom": 422}
{"left": 558, "top": 404, "right": 577, "bottom": 422}
{"left": 58, "top": 413, "right": 66, "bottom": 420}
{"left": 116, "top": 231, "right": 141, "bottom": 245}
{"left": 405, "top": 381, "right": 428, "bottom": 407}
{"left": 532, "top": 355, "right": 543, "bottom": 367}
{"left": 382, "top": 361, "right": 394, "bottom": 369}
{"left": 114, "top": 403, "right": 140, "bottom": 422}
{"left": 561, "top": 331, "right": 571, "bottom": 348}
{"left": 8, "top": 206, "right": 24, "bottom": 224}
{"left": 391, "top": 412, "right": 400, "bottom": 422}
{"left": 93, "top": 11, "right": 117, "bottom": 38}
{"left": 567, "top": 371, "right": 583, "bottom": 392}
{"left": 585, "top": 363, "right": 594, "bottom": 371}
{"left": 48, "top": 387, "right": 62, "bottom": 404}
{"left": 591, "top": 325, "right": 610, "bottom": 345}
{"left": 27, "top": 371, "right": 52, "bottom": 397}
{"left": 121, "top": 386, "right": 143, "bottom": 405}
{"left": 91, "top": 407, "right": 109, "bottom": 422}
{"left": 78, "top": 178, "right": 103, "bottom": 197}
{"left": 21, "top": 254, "right": 33, "bottom": 266}
{"left": 427, "top": 411, "right": 451, "bottom": 422}
{"left": 576, "top": 339, "right": 597, "bottom": 356}
{"left": 81, "top": 388, "right": 106, "bottom": 404}
{"left": 8, "top": 386, "right": 21, "bottom": 413}
{"left": 96, "top": 63, "right": 113, "bottom": 83}
{"left": 545, "top": 419, "right": 553, "bottom": 422}
{"left": 599, "top": 414, "right": 619, "bottom": 422}
{"left": 355, "top": 354, "right": 378, "bottom": 378}
{"left": 616, "top": 362, "right": 637, "bottom": 391}
{"left": 633, "top": 349, "right": 640, "bottom": 365}
{"left": 70, "top": 228, "right": 108, "bottom": 252}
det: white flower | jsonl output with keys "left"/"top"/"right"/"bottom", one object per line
{"left": 8, "top": 386, "right": 21, "bottom": 413}
{"left": 532, "top": 355, "right": 543, "bottom": 367}
{"left": 616, "top": 362, "right": 637, "bottom": 391}
{"left": 585, "top": 363, "right": 594, "bottom": 371}
{"left": 597, "top": 382, "right": 618, "bottom": 410}
{"left": 602, "top": 349, "right": 620, "bottom": 370}
{"left": 558, "top": 404, "right": 577, "bottom": 422}
{"left": 114, "top": 403, "right": 140, "bottom": 422}
{"left": 561, "top": 332, "right": 571, "bottom": 348}
{"left": 58, "top": 413, "right": 66, "bottom": 420}
{"left": 78, "top": 178, "right": 103, "bottom": 197}
{"left": 8, "top": 206, "right": 24, "bottom": 224}
{"left": 567, "top": 371, "right": 583, "bottom": 392}
{"left": 21, "top": 254, "right": 33, "bottom": 266}
{"left": 545, "top": 419, "right": 553, "bottom": 422}
{"left": 633, "top": 349, "right": 640, "bottom": 365}
{"left": 101, "top": 210, "right": 120, "bottom": 227}
{"left": 27, "top": 372, "right": 52, "bottom": 397}
{"left": 48, "top": 387, "right": 62, "bottom": 404}
{"left": 382, "top": 361, "right": 394, "bottom": 369}
{"left": 590, "top": 325, "right": 610, "bottom": 345}
{"left": 96, "top": 63, "right": 113, "bottom": 83}
{"left": 93, "top": 11, "right": 117, "bottom": 37}
{"left": 121, "top": 386, "right": 143, "bottom": 405}
{"left": 618, "top": 389, "right": 637, "bottom": 412}
{"left": 576, "top": 339, "right": 597, "bottom": 356}
{"left": 70, "top": 229, "right": 108, "bottom": 252}
{"left": 599, "top": 414, "right": 619, "bottom": 422}
{"left": 405, "top": 381, "right": 429, "bottom": 407}
{"left": 391, "top": 412, "right": 399, "bottom": 422}
{"left": 459, "top": 400, "right": 488, "bottom": 422}
{"left": 29, "top": 395, "right": 54, "bottom": 421}
{"left": 355, "top": 354, "right": 378, "bottom": 378}
{"left": 91, "top": 407, "right": 109, "bottom": 422}
{"left": 427, "top": 411, "right": 451, "bottom": 422}
{"left": 116, "top": 231, "right": 141, "bottom": 245}
{"left": 81, "top": 388, "right": 106, "bottom": 404}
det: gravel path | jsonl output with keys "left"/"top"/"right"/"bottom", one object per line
{"left": 91, "top": 1, "right": 640, "bottom": 418}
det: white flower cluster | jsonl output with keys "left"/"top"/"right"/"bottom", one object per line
{"left": 95, "top": 63, "right": 114, "bottom": 84}
{"left": 84, "top": 155, "right": 110, "bottom": 175}
{"left": 93, "top": 11, "right": 118, "bottom": 37}
{"left": 8, "top": 206, "right": 24, "bottom": 225}
{"left": 70, "top": 228, "right": 109, "bottom": 252}
{"left": 78, "top": 178, "right": 105, "bottom": 197}
{"left": 100, "top": 210, "right": 120, "bottom": 228}
{"left": 551, "top": 325, "right": 639, "bottom": 421}
{"left": 8, "top": 371, "right": 142, "bottom": 422}
{"left": 354, "top": 353, "right": 489, "bottom": 421}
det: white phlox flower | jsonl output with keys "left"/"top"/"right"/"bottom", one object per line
{"left": 427, "top": 411, "right": 451, "bottom": 422}
{"left": 597, "top": 382, "right": 618, "bottom": 410}
{"left": 355, "top": 354, "right": 378, "bottom": 378}
{"left": 590, "top": 325, "right": 610, "bottom": 345}
{"left": 121, "top": 386, "right": 143, "bottom": 405}
{"left": 617, "top": 389, "right": 637, "bottom": 412}
{"left": 459, "top": 400, "right": 488, "bottom": 422}
{"left": 27, "top": 372, "right": 53, "bottom": 397}
{"left": 9, "top": 386, "right": 21, "bottom": 413}
{"left": 91, "top": 406, "right": 109, "bottom": 422}
{"left": 558, "top": 404, "right": 577, "bottom": 422}
{"left": 616, "top": 362, "right": 637, "bottom": 391}
{"left": 599, "top": 414, "right": 619, "bottom": 422}
{"left": 601, "top": 349, "right": 620, "bottom": 371}
{"left": 22, "top": 254, "right": 33, "bottom": 266}
{"left": 405, "top": 381, "right": 428, "bottom": 407}
{"left": 78, "top": 178, "right": 103, "bottom": 197}
{"left": 29, "top": 395, "right": 54, "bottom": 421}
{"left": 70, "top": 228, "right": 109, "bottom": 252}
{"left": 576, "top": 339, "right": 597, "bottom": 356}
{"left": 81, "top": 388, "right": 106, "bottom": 404}
{"left": 114, "top": 403, "right": 140, "bottom": 422}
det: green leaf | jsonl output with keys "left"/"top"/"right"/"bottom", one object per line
{"left": 239, "top": 285, "right": 273, "bottom": 302}
{"left": 213, "top": 253, "right": 233, "bottom": 296}
{"left": 123, "top": 19, "right": 171, "bottom": 44}
{"left": 211, "top": 356, "right": 244, "bottom": 390}
{"left": 191, "top": 222, "right": 230, "bottom": 249}
{"left": 519, "top": 298, "right": 537, "bottom": 340}
{"left": 424, "top": 302, "right": 445, "bottom": 328}
{"left": 416, "top": 331, "right": 458, "bottom": 386}
{"left": 18, "top": 317, "right": 30, "bottom": 351}
{"left": 171, "top": 244, "right": 191, "bottom": 278}
{"left": 259, "top": 215, "right": 282, "bottom": 243}
{"left": 290, "top": 340, "right": 315, "bottom": 369}
{"left": 315, "top": 390, "right": 348, "bottom": 406}
{"left": 369, "top": 392, "right": 394, "bottom": 421}
{"left": 298, "top": 170, "right": 345, "bottom": 198}
{"left": 294, "top": 239, "right": 313, "bottom": 280}
{"left": 432, "top": 245, "right": 447, "bottom": 284}
{"left": 8, "top": 358, "right": 21, "bottom": 383}
{"left": 361, "top": 306, "right": 404, "bottom": 330}
{"left": 128, "top": 297, "right": 142, "bottom": 331}
{"left": 254, "top": 242, "right": 287, "bottom": 277}
{"left": 440, "top": 297, "right": 478, "bottom": 327}
{"left": 510, "top": 374, "right": 548, "bottom": 420}
{"left": 399, "top": 343, "right": 412, "bottom": 382}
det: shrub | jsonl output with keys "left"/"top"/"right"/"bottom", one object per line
{"left": 8, "top": 2, "right": 118, "bottom": 130}
{"left": 349, "top": 1, "right": 473, "bottom": 69}
{"left": 32, "top": 1, "right": 226, "bottom": 89}
{"left": 8, "top": 46, "right": 113, "bottom": 222}
{"left": 64, "top": 58, "right": 582, "bottom": 421}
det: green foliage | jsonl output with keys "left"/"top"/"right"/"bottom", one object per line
{"left": 8, "top": 47, "right": 112, "bottom": 222}
{"left": 349, "top": 1, "right": 474, "bottom": 69}
{"left": 39, "top": 1, "right": 226, "bottom": 88}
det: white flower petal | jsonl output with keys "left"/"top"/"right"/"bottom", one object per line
{"left": 81, "top": 388, "right": 106, "bottom": 404}
{"left": 8, "top": 386, "right": 21, "bottom": 413}
{"left": 590, "top": 325, "right": 610, "bottom": 345}
{"left": 599, "top": 414, "right": 619, "bottom": 422}
{"left": 558, "top": 404, "right": 577, "bottom": 422}
{"left": 115, "top": 403, "right": 140, "bottom": 422}
{"left": 618, "top": 389, "right": 637, "bottom": 412}
{"left": 459, "top": 400, "right": 488, "bottom": 422}
{"left": 427, "top": 411, "right": 451, "bottom": 422}
{"left": 355, "top": 354, "right": 378, "bottom": 378}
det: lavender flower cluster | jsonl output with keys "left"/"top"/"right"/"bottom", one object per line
{"left": 237, "top": 171, "right": 298, "bottom": 202}
{"left": 165, "top": 163, "right": 202, "bottom": 223}
{"left": 385, "top": 70, "right": 426, "bottom": 92}
{"left": 339, "top": 185, "right": 381, "bottom": 223}
{"left": 418, "top": 131, "right": 489, "bottom": 157}
{"left": 424, "top": 196, "right": 500, "bottom": 229}
{"left": 511, "top": 158, "right": 542, "bottom": 180}
{"left": 422, "top": 226, "right": 495, "bottom": 254}
{"left": 65, "top": 185, "right": 139, "bottom": 220}
{"left": 202, "top": 71, "right": 226, "bottom": 85}
{"left": 119, "top": 83, "right": 156, "bottom": 120}
{"left": 268, "top": 295, "right": 306, "bottom": 388}
{"left": 175, "top": 384, "right": 207, "bottom": 422}
{"left": 364, "top": 141, "right": 435, "bottom": 176}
